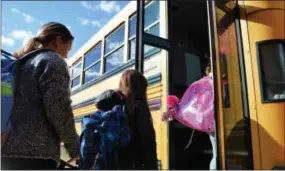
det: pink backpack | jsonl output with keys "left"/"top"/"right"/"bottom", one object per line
{"left": 163, "top": 76, "right": 215, "bottom": 133}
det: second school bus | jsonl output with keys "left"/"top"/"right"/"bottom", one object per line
{"left": 63, "top": 0, "right": 285, "bottom": 170}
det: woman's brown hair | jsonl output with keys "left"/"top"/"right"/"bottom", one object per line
{"left": 205, "top": 60, "right": 212, "bottom": 76}
{"left": 13, "top": 22, "right": 74, "bottom": 59}
{"left": 119, "top": 69, "right": 149, "bottom": 119}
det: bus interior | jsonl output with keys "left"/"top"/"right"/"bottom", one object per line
{"left": 169, "top": 0, "right": 213, "bottom": 169}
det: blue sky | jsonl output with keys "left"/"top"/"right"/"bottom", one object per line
{"left": 1, "top": 1, "right": 129, "bottom": 57}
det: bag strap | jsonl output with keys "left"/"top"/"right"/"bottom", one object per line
{"left": 184, "top": 129, "right": 195, "bottom": 150}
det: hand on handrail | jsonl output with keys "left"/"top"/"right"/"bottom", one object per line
{"left": 162, "top": 108, "right": 176, "bottom": 122}
{"left": 67, "top": 157, "right": 79, "bottom": 165}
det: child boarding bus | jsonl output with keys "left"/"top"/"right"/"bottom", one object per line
{"left": 65, "top": 0, "right": 285, "bottom": 170}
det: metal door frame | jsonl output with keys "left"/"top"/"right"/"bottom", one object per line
{"left": 207, "top": 0, "right": 254, "bottom": 169}
{"left": 134, "top": 0, "right": 253, "bottom": 169}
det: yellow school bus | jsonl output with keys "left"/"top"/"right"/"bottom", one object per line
{"left": 64, "top": 0, "right": 285, "bottom": 170}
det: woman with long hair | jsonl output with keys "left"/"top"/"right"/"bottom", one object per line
{"left": 119, "top": 69, "right": 157, "bottom": 170}
{"left": 1, "top": 22, "right": 80, "bottom": 169}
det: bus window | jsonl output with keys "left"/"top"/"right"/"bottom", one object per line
{"left": 144, "top": 1, "right": 160, "bottom": 37}
{"left": 71, "top": 60, "right": 82, "bottom": 89}
{"left": 128, "top": 15, "right": 136, "bottom": 60}
{"left": 83, "top": 43, "right": 102, "bottom": 84}
{"left": 104, "top": 24, "right": 125, "bottom": 73}
{"left": 128, "top": 1, "right": 161, "bottom": 60}
{"left": 257, "top": 40, "right": 285, "bottom": 102}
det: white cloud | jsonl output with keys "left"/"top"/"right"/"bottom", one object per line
{"left": 91, "top": 20, "right": 101, "bottom": 27}
{"left": 22, "top": 13, "right": 34, "bottom": 23}
{"left": 77, "top": 17, "right": 89, "bottom": 26}
{"left": 1, "top": 30, "right": 34, "bottom": 48}
{"left": 9, "top": 30, "right": 34, "bottom": 46}
{"left": 130, "top": 40, "right": 135, "bottom": 59}
{"left": 67, "top": 25, "right": 72, "bottom": 31}
{"left": 39, "top": 20, "right": 45, "bottom": 25}
{"left": 108, "top": 42, "right": 121, "bottom": 50}
{"left": 11, "top": 8, "right": 35, "bottom": 24}
{"left": 72, "top": 66, "right": 81, "bottom": 77}
{"left": 10, "top": 30, "right": 33, "bottom": 40}
{"left": 80, "top": 1, "right": 98, "bottom": 11}
{"left": 80, "top": 1, "right": 121, "bottom": 13}
{"left": 106, "top": 48, "right": 123, "bottom": 66}
{"left": 77, "top": 17, "right": 101, "bottom": 28}
{"left": 85, "top": 69, "right": 100, "bottom": 77}
{"left": 99, "top": 1, "right": 120, "bottom": 13}
{"left": 2, "top": 36, "right": 15, "bottom": 47}
{"left": 11, "top": 8, "right": 20, "bottom": 13}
